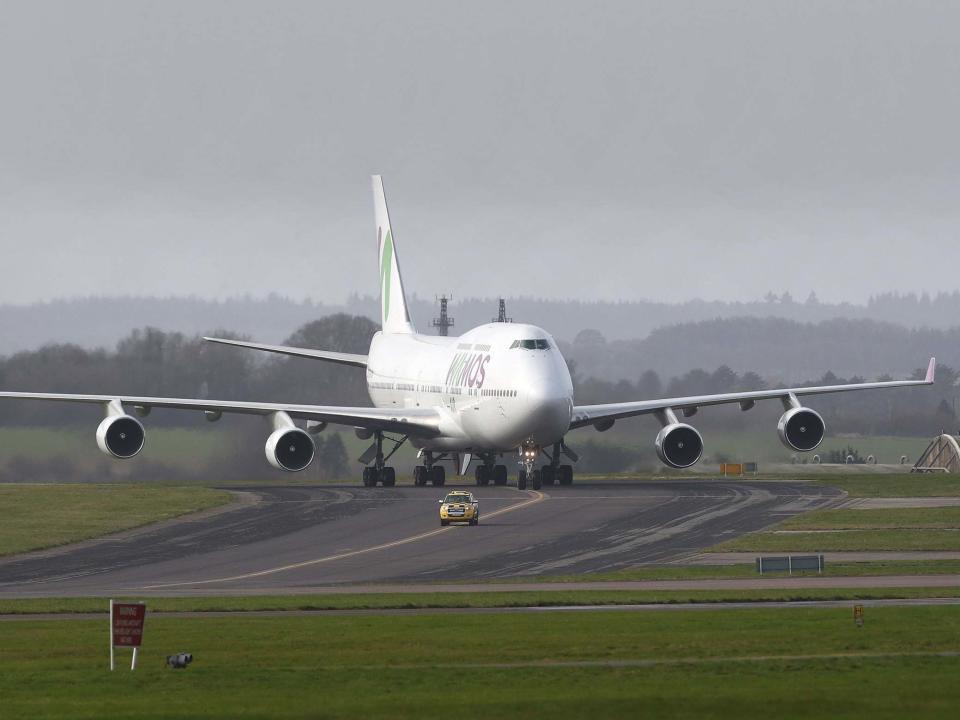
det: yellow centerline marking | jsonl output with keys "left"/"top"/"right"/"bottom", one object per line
{"left": 143, "top": 489, "right": 546, "bottom": 589}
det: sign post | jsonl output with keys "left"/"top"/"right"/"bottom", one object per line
{"left": 109, "top": 600, "right": 146, "bottom": 670}
{"left": 854, "top": 604, "right": 864, "bottom": 628}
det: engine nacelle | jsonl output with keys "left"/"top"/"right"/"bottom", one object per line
{"left": 777, "top": 407, "right": 825, "bottom": 452}
{"left": 96, "top": 415, "right": 146, "bottom": 459}
{"left": 655, "top": 423, "right": 704, "bottom": 469}
{"left": 265, "top": 427, "right": 315, "bottom": 472}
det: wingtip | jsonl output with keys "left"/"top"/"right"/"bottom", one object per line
{"left": 926, "top": 357, "right": 936, "bottom": 383}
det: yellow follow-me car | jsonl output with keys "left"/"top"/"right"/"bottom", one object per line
{"left": 439, "top": 491, "right": 480, "bottom": 526}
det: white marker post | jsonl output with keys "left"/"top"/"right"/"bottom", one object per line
{"left": 109, "top": 599, "right": 146, "bottom": 670}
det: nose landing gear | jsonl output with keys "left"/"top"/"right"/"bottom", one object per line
{"left": 517, "top": 445, "right": 541, "bottom": 490}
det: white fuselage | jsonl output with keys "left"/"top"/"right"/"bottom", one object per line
{"left": 365, "top": 323, "right": 573, "bottom": 452}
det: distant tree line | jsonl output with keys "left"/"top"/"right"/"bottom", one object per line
{"left": 563, "top": 317, "right": 960, "bottom": 383}
{"left": 0, "top": 313, "right": 956, "bottom": 480}
{"left": 7, "top": 289, "right": 960, "bottom": 355}
{"left": 1, "top": 312, "right": 954, "bottom": 437}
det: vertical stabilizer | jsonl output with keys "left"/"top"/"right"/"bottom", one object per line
{"left": 372, "top": 175, "right": 415, "bottom": 334}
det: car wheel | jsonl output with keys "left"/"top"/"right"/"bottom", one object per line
{"left": 440, "top": 520, "right": 449, "bottom": 526}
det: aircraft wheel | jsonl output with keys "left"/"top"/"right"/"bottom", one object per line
{"left": 362, "top": 467, "right": 377, "bottom": 487}
{"left": 531, "top": 469, "right": 542, "bottom": 491}
{"left": 380, "top": 467, "right": 396, "bottom": 487}
{"left": 541, "top": 466, "right": 556, "bottom": 486}
{"left": 493, "top": 465, "right": 508, "bottom": 486}
{"left": 475, "top": 465, "right": 491, "bottom": 486}
{"left": 430, "top": 465, "right": 446, "bottom": 487}
{"left": 517, "top": 470, "right": 527, "bottom": 490}
{"left": 558, "top": 465, "right": 574, "bottom": 485}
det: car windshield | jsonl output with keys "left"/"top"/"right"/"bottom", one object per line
{"left": 444, "top": 494, "right": 471, "bottom": 503}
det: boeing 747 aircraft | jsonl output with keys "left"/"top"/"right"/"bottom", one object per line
{"left": 0, "top": 177, "right": 936, "bottom": 489}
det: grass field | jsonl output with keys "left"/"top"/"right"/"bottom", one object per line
{"left": 3, "top": 586, "right": 960, "bottom": 615}
{"left": 780, "top": 507, "right": 960, "bottom": 530}
{"left": 711, "top": 503, "right": 960, "bottom": 553}
{"left": 0, "top": 427, "right": 236, "bottom": 469}
{"left": 1, "top": 606, "right": 958, "bottom": 718}
{"left": 0, "top": 484, "right": 232, "bottom": 556}
{"left": 811, "top": 473, "right": 960, "bottom": 497}
{"left": 702, "top": 431, "right": 930, "bottom": 465}
{"left": 473, "top": 559, "right": 960, "bottom": 583}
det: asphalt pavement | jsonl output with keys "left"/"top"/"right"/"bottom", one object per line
{"left": 0, "top": 480, "right": 842, "bottom": 597}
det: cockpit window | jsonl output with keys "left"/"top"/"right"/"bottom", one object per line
{"left": 511, "top": 339, "right": 550, "bottom": 350}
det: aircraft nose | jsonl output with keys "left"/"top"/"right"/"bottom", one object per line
{"left": 523, "top": 379, "right": 573, "bottom": 437}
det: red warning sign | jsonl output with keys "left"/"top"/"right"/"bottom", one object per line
{"left": 111, "top": 602, "right": 146, "bottom": 647}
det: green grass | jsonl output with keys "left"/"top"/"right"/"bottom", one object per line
{"left": 2, "top": 607, "right": 959, "bottom": 718}
{"left": 811, "top": 473, "right": 960, "bottom": 497}
{"left": 0, "top": 427, "right": 236, "bottom": 469}
{"left": 701, "top": 431, "right": 930, "bottom": 465}
{"left": 711, "top": 504, "right": 960, "bottom": 553}
{"left": 4, "top": 586, "right": 960, "bottom": 615}
{"left": 473, "top": 559, "right": 960, "bottom": 583}
{"left": 780, "top": 507, "right": 960, "bottom": 530}
{"left": 0, "top": 484, "right": 232, "bottom": 556}
{"left": 714, "top": 530, "right": 960, "bottom": 552}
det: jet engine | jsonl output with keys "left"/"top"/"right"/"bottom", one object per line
{"left": 777, "top": 407, "right": 825, "bottom": 452}
{"left": 265, "top": 427, "right": 315, "bottom": 472}
{"left": 655, "top": 423, "right": 704, "bottom": 469}
{"left": 96, "top": 414, "right": 146, "bottom": 459}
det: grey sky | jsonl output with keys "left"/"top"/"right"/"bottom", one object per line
{"left": 1, "top": 0, "right": 958, "bottom": 305}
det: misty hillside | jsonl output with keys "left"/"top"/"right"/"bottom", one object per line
{"left": 4, "top": 291, "right": 960, "bottom": 355}
{"left": 564, "top": 317, "right": 960, "bottom": 383}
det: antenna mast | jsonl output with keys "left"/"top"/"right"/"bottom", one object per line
{"left": 432, "top": 295, "right": 455, "bottom": 336}
{"left": 492, "top": 298, "right": 512, "bottom": 323}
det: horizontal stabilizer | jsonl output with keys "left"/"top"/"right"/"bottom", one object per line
{"left": 204, "top": 337, "right": 367, "bottom": 368}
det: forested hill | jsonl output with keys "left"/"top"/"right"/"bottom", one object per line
{"left": 3, "top": 290, "right": 960, "bottom": 354}
{"left": 564, "top": 317, "right": 960, "bottom": 384}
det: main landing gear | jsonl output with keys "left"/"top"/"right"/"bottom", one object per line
{"left": 541, "top": 442, "right": 574, "bottom": 486}
{"left": 362, "top": 431, "right": 406, "bottom": 487}
{"left": 413, "top": 451, "right": 447, "bottom": 487}
{"left": 475, "top": 456, "right": 508, "bottom": 487}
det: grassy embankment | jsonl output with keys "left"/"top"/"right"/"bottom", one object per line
{"left": 3, "top": 585, "right": 960, "bottom": 616}
{"left": 0, "top": 484, "right": 232, "bottom": 556}
{"left": 2, "top": 606, "right": 959, "bottom": 718}
{"left": 707, "top": 474, "right": 960, "bottom": 553}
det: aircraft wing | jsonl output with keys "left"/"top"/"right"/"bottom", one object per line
{"left": 0, "top": 392, "right": 440, "bottom": 436}
{"left": 203, "top": 337, "right": 368, "bottom": 368}
{"left": 570, "top": 357, "right": 936, "bottom": 430}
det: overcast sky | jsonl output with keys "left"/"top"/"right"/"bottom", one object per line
{"left": 1, "top": 0, "right": 958, "bottom": 305}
